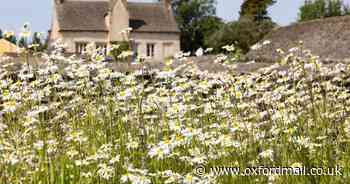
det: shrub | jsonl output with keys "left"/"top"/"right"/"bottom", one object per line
{"left": 206, "top": 19, "right": 275, "bottom": 54}
{"left": 108, "top": 41, "right": 132, "bottom": 62}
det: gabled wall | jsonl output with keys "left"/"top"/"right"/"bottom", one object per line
{"left": 109, "top": 0, "right": 129, "bottom": 42}
{"left": 59, "top": 31, "right": 108, "bottom": 53}
{"left": 131, "top": 32, "right": 180, "bottom": 61}
{"left": 48, "top": 2, "right": 62, "bottom": 47}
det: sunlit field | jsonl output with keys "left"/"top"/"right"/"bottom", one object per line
{"left": 1, "top": 42, "right": 350, "bottom": 184}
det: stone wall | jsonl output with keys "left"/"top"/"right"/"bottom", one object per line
{"left": 109, "top": 0, "right": 129, "bottom": 42}
{"left": 247, "top": 15, "right": 350, "bottom": 62}
{"left": 131, "top": 32, "right": 180, "bottom": 61}
{"left": 58, "top": 31, "right": 108, "bottom": 53}
{"left": 50, "top": 31, "right": 180, "bottom": 61}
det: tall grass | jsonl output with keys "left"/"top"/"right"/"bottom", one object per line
{"left": 0, "top": 44, "right": 350, "bottom": 184}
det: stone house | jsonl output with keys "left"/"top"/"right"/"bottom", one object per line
{"left": 49, "top": 0, "right": 181, "bottom": 61}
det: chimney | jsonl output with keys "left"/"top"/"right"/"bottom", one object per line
{"left": 108, "top": 0, "right": 130, "bottom": 42}
{"left": 121, "top": 0, "right": 127, "bottom": 7}
{"left": 55, "top": 0, "right": 64, "bottom": 4}
{"left": 161, "top": 0, "right": 172, "bottom": 11}
{"left": 109, "top": 0, "right": 127, "bottom": 11}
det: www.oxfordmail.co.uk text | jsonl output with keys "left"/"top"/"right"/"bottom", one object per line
{"left": 194, "top": 165, "right": 343, "bottom": 177}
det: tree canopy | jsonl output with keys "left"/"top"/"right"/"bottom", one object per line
{"left": 206, "top": 19, "right": 275, "bottom": 54}
{"left": 172, "top": 0, "right": 224, "bottom": 53}
{"left": 299, "top": 0, "right": 349, "bottom": 22}
{"left": 203, "top": 0, "right": 276, "bottom": 54}
{"left": 240, "top": 0, "right": 276, "bottom": 22}
{"left": 32, "top": 32, "right": 41, "bottom": 45}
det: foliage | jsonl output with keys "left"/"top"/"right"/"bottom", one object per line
{"left": 206, "top": 19, "right": 275, "bottom": 54}
{"left": 240, "top": 0, "right": 276, "bottom": 22}
{"left": 205, "top": 0, "right": 276, "bottom": 55}
{"left": 108, "top": 41, "right": 132, "bottom": 62}
{"left": 30, "top": 32, "right": 46, "bottom": 52}
{"left": 3, "top": 32, "right": 17, "bottom": 45}
{"left": 17, "top": 37, "right": 27, "bottom": 48}
{"left": 1, "top": 25, "right": 47, "bottom": 53}
{"left": 172, "top": 0, "right": 224, "bottom": 53}
{"left": 299, "top": 0, "right": 350, "bottom": 22}
{"left": 1, "top": 43, "right": 350, "bottom": 183}
{"left": 17, "top": 23, "right": 31, "bottom": 49}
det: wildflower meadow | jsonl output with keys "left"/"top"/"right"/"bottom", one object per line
{"left": 1, "top": 41, "right": 350, "bottom": 184}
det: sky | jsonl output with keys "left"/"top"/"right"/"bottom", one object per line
{"left": 0, "top": 0, "right": 318, "bottom": 34}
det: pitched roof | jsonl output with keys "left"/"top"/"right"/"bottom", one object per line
{"left": 56, "top": 1, "right": 108, "bottom": 32}
{"left": 0, "top": 39, "right": 18, "bottom": 55}
{"left": 55, "top": 1, "right": 180, "bottom": 33}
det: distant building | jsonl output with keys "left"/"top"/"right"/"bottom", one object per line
{"left": 48, "top": 0, "right": 181, "bottom": 61}
{"left": 0, "top": 39, "right": 18, "bottom": 56}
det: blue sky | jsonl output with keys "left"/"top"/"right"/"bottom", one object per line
{"left": 0, "top": 0, "right": 310, "bottom": 34}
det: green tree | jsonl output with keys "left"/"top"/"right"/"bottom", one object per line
{"left": 172, "top": 0, "right": 224, "bottom": 53}
{"left": 0, "top": 29, "right": 2, "bottom": 39}
{"left": 240, "top": 0, "right": 276, "bottom": 22}
{"left": 328, "top": 0, "right": 343, "bottom": 16}
{"left": 299, "top": 0, "right": 348, "bottom": 22}
{"left": 4, "top": 34, "right": 17, "bottom": 44}
{"left": 18, "top": 37, "right": 27, "bottom": 48}
{"left": 205, "top": 0, "right": 276, "bottom": 54}
{"left": 30, "top": 32, "right": 47, "bottom": 52}
{"left": 206, "top": 19, "right": 275, "bottom": 54}
{"left": 32, "top": 32, "right": 42, "bottom": 45}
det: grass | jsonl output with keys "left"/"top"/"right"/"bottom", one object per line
{"left": 0, "top": 46, "right": 350, "bottom": 184}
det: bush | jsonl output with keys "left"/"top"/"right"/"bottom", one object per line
{"left": 206, "top": 19, "right": 275, "bottom": 54}
{"left": 108, "top": 41, "right": 132, "bottom": 62}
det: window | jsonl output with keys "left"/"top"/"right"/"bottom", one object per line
{"left": 75, "top": 42, "right": 87, "bottom": 54}
{"left": 96, "top": 42, "right": 107, "bottom": 55}
{"left": 147, "top": 43, "right": 155, "bottom": 57}
{"left": 131, "top": 42, "right": 139, "bottom": 55}
{"left": 96, "top": 42, "right": 107, "bottom": 50}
